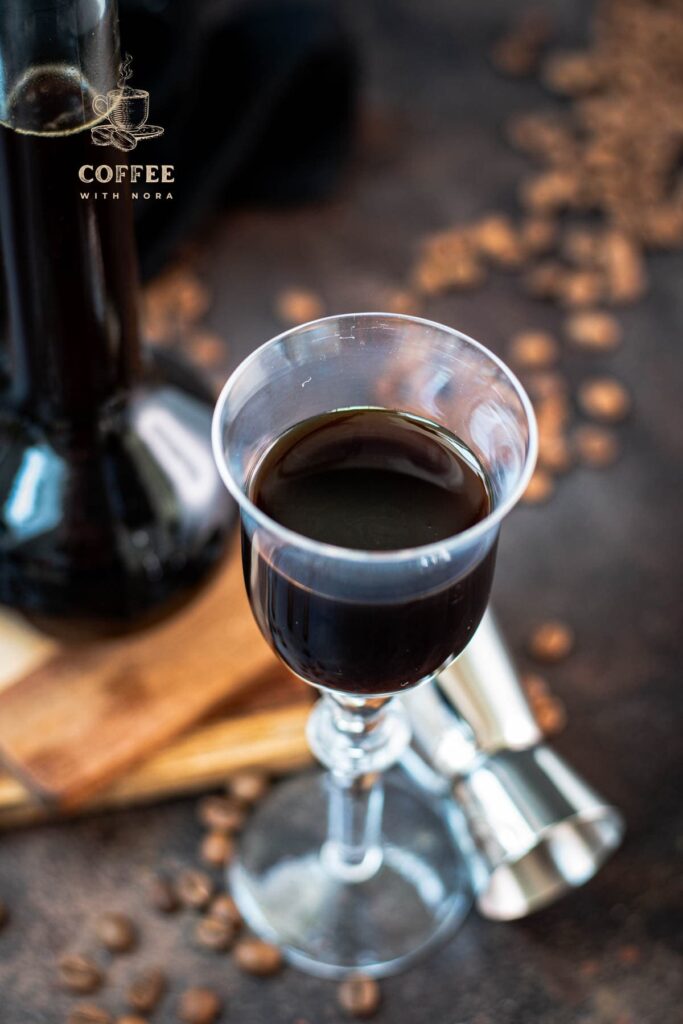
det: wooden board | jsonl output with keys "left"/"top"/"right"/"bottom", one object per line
{"left": 0, "top": 702, "right": 312, "bottom": 829}
{"left": 0, "top": 543, "right": 300, "bottom": 808}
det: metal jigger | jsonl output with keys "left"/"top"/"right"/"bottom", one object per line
{"left": 402, "top": 610, "right": 625, "bottom": 920}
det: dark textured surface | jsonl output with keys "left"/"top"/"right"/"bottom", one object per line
{"left": 0, "top": 1, "right": 681, "bottom": 1021}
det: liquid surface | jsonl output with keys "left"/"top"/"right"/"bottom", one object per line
{"left": 250, "top": 408, "right": 491, "bottom": 551}
{"left": 243, "top": 408, "right": 496, "bottom": 694}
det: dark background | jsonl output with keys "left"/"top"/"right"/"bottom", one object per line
{"left": 0, "top": 1, "right": 681, "bottom": 1021}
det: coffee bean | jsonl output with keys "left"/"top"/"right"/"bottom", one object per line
{"left": 578, "top": 377, "right": 631, "bottom": 422}
{"left": 177, "top": 869, "right": 214, "bottom": 910}
{"left": 195, "top": 914, "right": 237, "bottom": 952}
{"left": 227, "top": 771, "right": 270, "bottom": 806}
{"left": 0, "top": 899, "right": 8, "bottom": 930}
{"left": 209, "top": 894, "right": 242, "bottom": 928}
{"left": 197, "top": 796, "right": 245, "bottom": 834}
{"left": 200, "top": 832, "right": 234, "bottom": 867}
{"left": 126, "top": 967, "right": 166, "bottom": 1013}
{"left": 147, "top": 874, "right": 179, "bottom": 914}
{"left": 189, "top": 330, "right": 224, "bottom": 368}
{"left": 178, "top": 987, "right": 222, "bottom": 1024}
{"left": 520, "top": 217, "right": 558, "bottom": 255}
{"left": 234, "top": 937, "right": 283, "bottom": 976}
{"left": 337, "top": 975, "right": 382, "bottom": 1018}
{"left": 96, "top": 912, "right": 137, "bottom": 953}
{"left": 117, "top": 1017, "right": 148, "bottom": 1024}
{"left": 472, "top": 214, "right": 525, "bottom": 268}
{"left": 538, "top": 433, "right": 573, "bottom": 475}
{"left": 602, "top": 232, "right": 647, "bottom": 304}
{"left": 543, "top": 51, "right": 605, "bottom": 96}
{"left": 509, "top": 330, "right": 559, "bottom": 369}
{"left": 522, "top": 469, "right": 554, "bottom": 505}
{"left": 574, "top": 424, "right": 619, "bottom": 467}
{"left": 559, "top": 270, "right": 604, "bottom": 309}
{"left": 520, "top": 170, "right": 581, "bottom": 214}
{"left": 58, "top": 954, "right": 103, "bottom": 994}
{"left": 534, "top": 694, "right": 568, "bottom": 735}
{"left": 67, "top": 1005, "right": 113, "bottom": 1024}
{"left": 565, "top": 311, "right": 621, "bottom": 351}
{"left": 528, "top": 621, "right": 575, "bottom": 662}
{"left": 382, "top": 289, "right": 419, "bottom": 315}
{"left": 275, "top": 288, "right": 324, "bottom": 326}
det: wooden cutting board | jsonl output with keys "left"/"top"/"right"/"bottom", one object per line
{"left": 0, "top": 542, "right": 305, "bottom": 809}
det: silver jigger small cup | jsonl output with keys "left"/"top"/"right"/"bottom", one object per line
{"left": 401, "top": 609, "right": 624, "bottom": 920}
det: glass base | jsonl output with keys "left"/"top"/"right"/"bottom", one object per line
{"left": 229, "top": 770, "right": 473, "bottom": 978}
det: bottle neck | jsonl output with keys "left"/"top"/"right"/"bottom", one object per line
{"left": 0, "top": 121, "right": 142, "bottom": 428}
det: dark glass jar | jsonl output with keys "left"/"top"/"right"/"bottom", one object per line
{"left": 0, "top": 0, "right": 235, "bottom": 638}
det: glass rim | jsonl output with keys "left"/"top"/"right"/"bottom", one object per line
{"left": 211, "top": 312, "right": 538, "bottom": 564}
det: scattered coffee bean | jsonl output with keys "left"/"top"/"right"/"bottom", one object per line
{"left": 578, "top": 377, "right": 631, "bottom": 422}
{"left": 565, "top": 311, "right": 621, "bottom": 351}
{"left": 228, "top": 770, "right": 270, "bottom": 806}
{"left": 177, "top": 869, "right": 214, "bottom": 910}
{"left": 189, "top": 330, "right": 224, "bottom": 368}
{"left": 382, "top": 289, "right": 419, "bottom": 315}
{"left": 201, "top": 827, "right": 236, "bottom": 868}
{"left": 522, "top": 469, "right": 554, "bottom": 505}
{"left": 520, "top": 216, "right": 557, "bottom": 255}
{"left": 559, "top": 270, "right": 604, "bottom": 308}
{"left": 96, "top": 912, "right": 137, "bottom": 954}
{"left": 197, "top": 796, "right": 245, "bottom": 834}
{"left": 520, "top": 170, "right": 581, "bottom": 214}
{"left": 574, "top": 424, "right": 619, "bottom": 467}
{"left": 534, "top": 694, "right": 568, "bottom": 734}
{"left": 174, "top": 273, "right": 211, "bottom": 324}
{"left": 538, "top": 433, "right": 573, "bottom": 474}
{"left": 528, "top": 621, "right": 575, "bottom": 662}
{"left": 234, "top": 937, "right": 283, "bottom": 976}
{"left": 117, "top": 1017, "right": 148, "bottom": 1024}
{"left": 147, "top": 874, "right": 179, "bottom": 914}
{"left": 178, "top": 987, "right": 222, "bottom": 1024}
{"left": 276, "top": 288, "right": 324, "bottom": 326}
{"left": 543, "top": 50, "right": 604, "bottom": 95}
{"left": 602, "top": 232, "right": 647, "bottom": 304}
{"left": 58, "top": 954, "right": 103, "bottom": 995}
{"left": 337, "top": 975, "right": 382, "bottom": 1018}
{"left": 195, "top": 914, "right": 237, "bottom": 952}
{"left": 209, "top": 894, "right": 243, "bottom": 928}
{"left": 0, "top": 899, "right": 8, "bottom": 930}
{"left": 67, "top": 1005, "right": 113, "bottom": 1024}
{"left": 200, "top": 832, "right": 234, "bottom": 868}
{"left": 126, "top": 967, "right": 166, "bottom": 1013}
{"left": 509, "top": 329, "right": 559, "bottom": 369}
{"left": 472, "top": 214, "right": 525, "bottom": 268}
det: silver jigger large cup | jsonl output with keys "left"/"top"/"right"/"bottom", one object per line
{"left": 402, "top": 609, "right": 624, "bottom": 920}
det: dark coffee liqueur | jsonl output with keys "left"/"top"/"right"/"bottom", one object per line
{"left": 244, "top": 408, "right": 496, "bottom": 694}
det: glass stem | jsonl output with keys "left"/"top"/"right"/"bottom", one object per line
{"left": 307, "top": 692, "right": 411, "bottom": 883}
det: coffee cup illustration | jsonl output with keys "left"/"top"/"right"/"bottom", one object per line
{"left": 91, "top": 56, "right": 163, "bottom": 151}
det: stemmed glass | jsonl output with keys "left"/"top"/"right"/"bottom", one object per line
{"left": 212, "top": 313, "right": 537, "bottom": 978}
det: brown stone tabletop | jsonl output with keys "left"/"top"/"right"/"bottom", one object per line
{"left": 0, "top": 1, "right": 681, "bottom": 1021}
